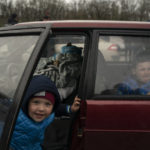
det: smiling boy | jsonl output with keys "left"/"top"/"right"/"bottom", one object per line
{"left": 10, "top": 75, "right": 81, "bottom": 150}
{"left": 10, "top": 75, "right": 61, "bottom": 150}
{"left": 28, "top": 92, "right": 55, "bottom": 123}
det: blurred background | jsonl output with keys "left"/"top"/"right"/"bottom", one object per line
{"left": 0, "top": 0, "right": 150, "bottom": 27}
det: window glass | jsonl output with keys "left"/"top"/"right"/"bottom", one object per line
{"left": 35, "top": 35, "right": 85, "bottom": 102}
{"left": 95, "top": 35, "right": 150, "bottom": 96}
{"left": 0, "top": 35, "right": 39, "bottom": 137}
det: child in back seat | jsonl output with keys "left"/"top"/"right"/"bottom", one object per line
{"left": 35, "top": 43, "right": 83, "bottom": 102}
{"left": 56, "top": 43, "right": 83, "bottom": 100}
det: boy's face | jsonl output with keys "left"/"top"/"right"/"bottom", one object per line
{"left": 28, "top": 97, "right": 53, "bottom": 122}
{"left": 133, "top": 61, "right": 150, "bottom": 84}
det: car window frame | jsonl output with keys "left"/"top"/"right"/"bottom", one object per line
{"left": 0, "top": 24, "right": 52, "bottom": 150}
{"left": 45, "top": 30, "right": 91, "bottom": 100}
{"left": 85, "top": 29, "right": 150, "bottom": 100}
{"left": 46, "top": 30, "right": 92, "bottom": 148}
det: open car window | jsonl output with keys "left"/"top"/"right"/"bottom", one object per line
{"left": 95, "top": 35, "right": 150, "bottom": 96}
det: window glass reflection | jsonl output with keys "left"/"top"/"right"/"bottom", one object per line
{"left": 0, "top": 35, "right": 39, "bottom": 138}
{"left": 95, "top": 36, "right": 150, "bottom": 95}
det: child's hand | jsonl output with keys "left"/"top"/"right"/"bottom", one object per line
{"left": 71, "top": 96, "right": 81, "bottom": 112}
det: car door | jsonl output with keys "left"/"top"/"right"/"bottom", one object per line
{"left": 0, "top": 24, "right": 51, "bottom": 150}
{"left": 33, "top": 31, "right": 90, "bottom": 150}
{"left": 71, "top": 29, "right": 150, "bottom": 150}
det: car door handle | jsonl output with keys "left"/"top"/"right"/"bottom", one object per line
{"left": 77, "top": 128, "right": 84, "bottom": 137}
{"left": 77, "top": 116, "right": 86, "bottom": 137}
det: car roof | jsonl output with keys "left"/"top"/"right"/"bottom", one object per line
{"left": 17, "top": 20, "right": 150, "bottom": 29}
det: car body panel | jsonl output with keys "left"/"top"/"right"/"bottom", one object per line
{"left": 85, "top": 100, "right": 150, "bottom": 131}
{"left": 72, "top": 99, "right": 150, "bottom": 150}
{"left": 18, "top": 20, "right": 150, "bottom": 29}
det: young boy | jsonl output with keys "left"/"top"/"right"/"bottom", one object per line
{"left": 117, "top": 50, "right": 150, "bottom": 95}
{"left": 10, "top": 75, "right": 80, "bottom": 150}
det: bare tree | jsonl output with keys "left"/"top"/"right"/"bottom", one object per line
{"left": 137, "top": 0, "right": 150, "bottom": 21}
{"left": 0, "top": 0, "right": 150, "bottom": 27}
{"left": 110, "top": 2, "right": 119, "bottom": 20}
{"left": 87, "top": 0, "right": 111, "bottom": 20}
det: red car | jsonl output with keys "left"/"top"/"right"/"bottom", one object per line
{"left": 0, "top": 20, "right": 150, "bottom": 150}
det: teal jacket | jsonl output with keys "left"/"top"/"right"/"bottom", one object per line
{"left": 10, "top": 75, "right": 61, "bottom": 150}
{"left": 10, "top": 110, "right": 54, "bottom": 150}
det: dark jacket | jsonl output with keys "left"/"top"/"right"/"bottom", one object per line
{"left": 10, "top": 75, "right": 61, "bottom": 150}
{"left": 8, "top": 13, "right": 18, "bottom": 25}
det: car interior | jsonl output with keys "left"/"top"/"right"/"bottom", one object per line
{"left": 7, "top": 33, "right": 150, "bottom": 150}
{"left": 33, "top": 34, "right": 85, "bottom": 150}
{"left": 95, "top": 35, "right": 150, "bottom": 95}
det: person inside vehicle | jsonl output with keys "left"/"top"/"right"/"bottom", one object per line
{"left": 117, "top": 50, "right": 150, "bottom": 95}
{"left": 34, "top": 43, "right": 83, "bottom": 103}
{"left": 10, "top": 75, "right": 81, "bottom": 150}
{"left": 56, "top": 43, "right": 83, "bottom": 101}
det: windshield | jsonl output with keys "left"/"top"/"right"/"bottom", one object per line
{"left": 0, "top": 35, "right": 39, "bottom": 137}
